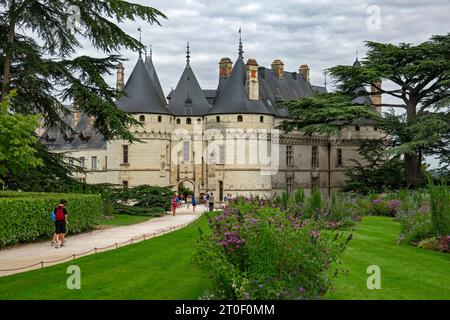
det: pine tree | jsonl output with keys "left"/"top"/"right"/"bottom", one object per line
{"left": 279, "top": 34, "right": 450, "bottom": 188}
{"left": 0, "top": 0, "right": 166, "bottom": 141}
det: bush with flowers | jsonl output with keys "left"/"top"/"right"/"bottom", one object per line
{"left": 196, "top": 198, "right": 350, "bottom": 300}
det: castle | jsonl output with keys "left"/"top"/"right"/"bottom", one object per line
{"left": 39, "top": 37, "right": 382, "bottom": 201}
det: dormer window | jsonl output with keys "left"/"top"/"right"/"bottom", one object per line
{"left": 139, "top": 115, "right": 145, "bottom": 122}
{"left": 185, "top": 96, "right": 192, "bottom": 107}
{"left": 237, "top": 115, "right": 243, "bottom": 122}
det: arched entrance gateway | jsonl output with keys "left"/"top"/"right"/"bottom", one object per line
{"left": 177, "top": 179, "right": 195, "bottom": 197}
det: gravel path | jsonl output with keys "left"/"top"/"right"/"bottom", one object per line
{"left": 0, "top": 205, "right": 205, "bottom": 277}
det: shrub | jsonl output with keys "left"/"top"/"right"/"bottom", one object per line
{"left": 396, "top": 209, "right": 433, "bottom": 244}
{"left": 369, "top": 199, "right": 390, "bottom": 216}
{"left": 0, "top": 192, "right": 102, "bottom": 247}
{"left": 110, "top": 185, "right": 173, "bottom": 214}
{"left": 429, "top": 180, "right": 450, "bottom": 236}
{"left": 325, "top": 193, "right": 359, "bottom": 229}
{"left": 304, "top": 189, "right": 323, "bottom": 218}
{"left": 196, "top": 202, "right": 349, "bottom": 300}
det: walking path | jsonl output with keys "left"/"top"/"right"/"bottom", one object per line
{"left": 0, "top": 205, "right": 206, "bottom": 277}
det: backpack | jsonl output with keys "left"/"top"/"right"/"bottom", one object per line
{"left": 55, "top": 206, "right": 65, "bottom": 221}
{"left": 50, "top": 210, "right": 55, "bottom": 222}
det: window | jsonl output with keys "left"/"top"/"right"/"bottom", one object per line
{"left": 311, "top": 176, "right": 319, "bottom": 190}
{"left": 122, "top": 145, "right": 129, "bottom": 164}
{"left": 183, "top": 141, "right": 190, "bottom": 161}
{"left": 337, "top": 149, "right": 343, "bottom": 166}
{"left": 186, "top": 118, "right": 192, "bottom": 125}
{"left": 176, "top": 118, "right": 181, "bottom": 124}
{"left": 260, "top": 116, "right": 264, "bottom": 123}
{"left": 139, "top": 115, "right": 145, "bottom": 122}
{"left": 157, "top": 116, "right": 162, "bottom": 123}
{"left": 286, "top": 145, "right": 293, "bottom": 167}
{"left": 287, "top": 177, "right": 294, "bottom": 195}
{"left": 216, "top": 116, "right": 220, "bottom": 123}
{"left": 355, "top": 125, "right": 360, "bottom": 131}
{"left": 79, "top": 157, "right": 85, "bottom": 168}
{"left": 197, "top": 118, "right": 201, "bottom": 125}
{"left": 104, "top": 156, "right": 108, "bottom": 170}
{"left": 311, "top": 146, "right": 319, "bottom": 167}
{"left": 374, "top": 126, "right": 378, "bottom": 131}
{"left": 123, "top": 181, "right": 128, "bottom": 189}
{"left": 237, "top": 115, "right": 243, "bottom": 122}
{"left": 91, "top": 156, "right": 97, "bottom": 171}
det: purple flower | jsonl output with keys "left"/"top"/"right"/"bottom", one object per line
{"left": 245, "top": 292, "right": 250, "bottom": 300}
{"left": 372, "top": 199, "right": 382, "bottom": 205}
{"left": 298, "top": 287, "right": 305, "bottom": 293}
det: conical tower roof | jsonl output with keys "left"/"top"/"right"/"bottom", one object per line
{"left": 167, "top": 44, "right": 210, "bottom": 116}
{"left": 116, "top": 57, "right": 169, "bottom": 114}
{"left": 145, "top": 55, "right": 167, "bottom": 106}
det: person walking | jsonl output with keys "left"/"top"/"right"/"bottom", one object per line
{"left": 54, "top": 199, "right": 68, "bottom": 249}
{"left": 50, "top": 209, "right": 57, "bottom": 246}
{"left": 209, "top": 192, "right": 215, "bottom": 212}
{"left": 171, "top": 193, "right": 178, "bottom": 216}
{"left": 191, "top": 194, "right": 197, "bottom": 212}
{"left": 205, "top": 192, "right": 210, "bottom": 212}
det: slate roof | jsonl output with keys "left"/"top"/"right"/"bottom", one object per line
{"left": 167, "top": 64, "right": 211, "bottom": 116}
{"left": 116, "top": 56, "right": 169, "bottom": 114}
{"left": 40, "top": 111, "right": 107, "bottom": 151}
{"left": 144, "top": 56, "right": 167, "bottom": 107}
{"left": 208, "top": 57, "right": 274, "bottom": 115}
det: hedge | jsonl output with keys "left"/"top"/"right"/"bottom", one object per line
{"left": 0, "top": 192, "right": 102, "bottom": 247}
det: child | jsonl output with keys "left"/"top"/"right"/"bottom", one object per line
{"left": 171, "top": 193, "right": 178, "bottom": 216}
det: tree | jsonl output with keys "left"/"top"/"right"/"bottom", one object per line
{"left": 0, "top": 0, "right": 166, "bottom": 142}
{"left": 0, "top": 91, "right": 43, "bottom": 184}
{"left": 280, "top": 34, "right": 450, "bottom": 188}
{"left": 328, "top": 34, "right": 450, "bottom": 187}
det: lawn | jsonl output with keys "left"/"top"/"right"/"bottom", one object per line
{"left": 327, "top": 216, "right": 450, "bottom": 300}
{"left": 98, "top": 214, "right": 152, "bottom": 227}
{"left": 0, "top": 214, "right": 211, "bottom": 300}
{"left": 0, "top": 215, "right": 448, "bottom": 299}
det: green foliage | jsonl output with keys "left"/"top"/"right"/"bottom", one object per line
{"left": 0, "top": 91, "right": 43, "bottom": 183}
{"left": 197, "top": 202, "right": 349, "bottom": 300}
{"left": 294, "top": 188, "right": 305, "bottom": 204}
{"left": 0, "top": 192, "right": 102, "bottom": 247}
{"left": 110, "top": 185, "right": 173, "bottom": 215}
{"left": 428, "top": 180, "right": 450, "bottom": 236}
{"left": 0, "top": 0, "right": 166, "bottom": 142}
{"left": 278, "top": 92, "right": 382, "bottom": 136}
{"left": 304, "top": 189, "right": 324, "bottom": 218}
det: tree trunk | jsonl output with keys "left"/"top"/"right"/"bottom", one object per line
{"left": 404, "top": 97, "right": 421, "bottom": 188}
{"left": 405, "top": 153, "right": 421, "bottom": 188}
{"left": 0, "top": 0, "right": 16, "bottom": 102}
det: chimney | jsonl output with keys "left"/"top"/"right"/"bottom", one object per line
{"left": 88, "top": 115, "right": 95, "bottom": 128}
{"left": 116, "top": 62, "right": 124, "bottom": 91}
{"left": 71, "top": 108, "right": 81, "bottom": 128}
{"left": 271, "top": 59, "right": 284, "bottom": 79}
{"left": 371, "top": 81, "right": 382, "bottom": 113}
{"left": 219, "top": 57, "right": 233, "bottom": 79}
{"left": 299, "top": 64, "right": 310, "bottom": 83}
{"left": 245, "top": 58, "right": 259, "bottom": 100}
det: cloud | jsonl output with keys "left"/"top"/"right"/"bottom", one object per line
{"left": 70, "top": 0, "right": 449, "bottom": 100}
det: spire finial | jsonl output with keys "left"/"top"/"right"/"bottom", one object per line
{"left": 150, "top": 44, "right": 152, "bottom": 60}
{"left": 138, "top": 26, "right": 142, "bottom": 58}
{"left": 323, "top": 69, "right": 328, "bottom": 90}
{"left": 238, "top": 27, "right": 244, "bottom": 58}
{"left": 355, "top": 49, "right": 359, "bottom": 60}
{"left": 186, "top": 41, "right": 190, "bottom": 66}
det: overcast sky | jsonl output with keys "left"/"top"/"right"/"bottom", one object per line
{"left": 98, "top": 0, "right": 450, "bottom": 95}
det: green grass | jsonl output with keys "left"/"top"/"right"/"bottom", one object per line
{"left": 326, "top": 216, "right": 450, "bottom": 300}
{"left": 99, "top": 214, "right": 151, "bottom": 227}
{"left": 0, "top": 214, "right": 211, "bottom": 300}
{"left": 0, "top": 215, "right": 448, "bottom": 299}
